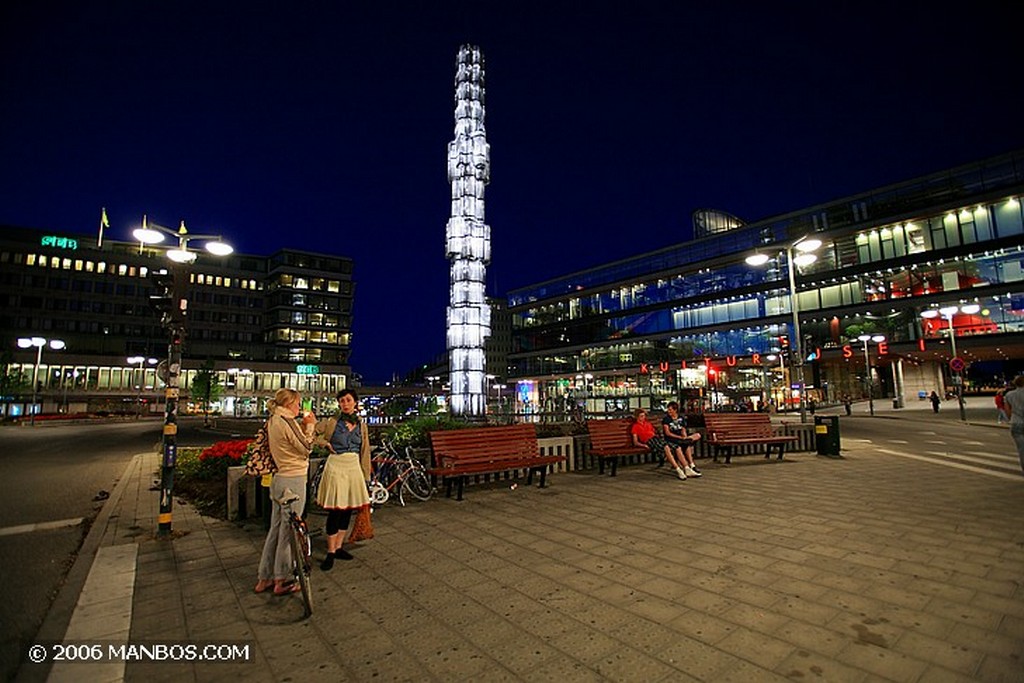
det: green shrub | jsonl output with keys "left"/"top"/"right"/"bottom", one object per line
{"left": 383, "top": 415, "right": 469, "bottom": 450}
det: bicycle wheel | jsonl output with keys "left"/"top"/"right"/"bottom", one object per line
{"left": 368, "top": 480, "right": 390, "bottom": 505}
{"left": 402, "top": 464, "right": 433, "bottom": 502}
{"left": 288, "top": 520, "right": 313, "bottom": 617}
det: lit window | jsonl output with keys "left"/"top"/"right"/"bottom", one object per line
{"left": 27, "top": 254, "right": 37, "bottom": 266}
{"left": 74, "top": 260, "right": 83, "bottom": 271}
{"left": 118, "top": 264, "right": 128, "bottom": 276}
{"left": 63, "top": 258, "right": 72, "bottom": 269}
{"left": 85, "top": 261, "right": 94, "bottom": 272}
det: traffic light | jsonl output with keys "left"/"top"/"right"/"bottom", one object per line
{"left": 149, "top": 269, "right": 185, "bottom": 328}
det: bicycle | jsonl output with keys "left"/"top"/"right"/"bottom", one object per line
{"left": 275, "top": 487, "right": 313, "bottom": 618}
{"left": 368, "top": 440, "right": 433, "bottom": 506}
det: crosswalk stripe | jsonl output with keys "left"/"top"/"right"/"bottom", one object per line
{"left": 0, "top": 517, "right": 83, "bottom": 538}
{"left": 876, "top": 448, "right": 1023, "bottom": 481}
{"left": 924, "top": 450, "right": 1019, "bottom": 470}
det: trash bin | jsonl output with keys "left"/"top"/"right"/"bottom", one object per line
{"left": 814, "top": 415, "right": 841, "bottom": 457}
{"left": 892, "top": 398, "right": 899, "bottom": 409}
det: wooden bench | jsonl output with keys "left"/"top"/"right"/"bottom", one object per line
{"left": 428, "top": 424, "right": 565, "bottom": 500}
{"left": 586, "top": 419, "right": 652, "bottom": 476}
{"left": 703, "top": 413, "right": 796, "bottom": 464}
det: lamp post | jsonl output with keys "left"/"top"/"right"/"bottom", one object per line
{"left": 921, "top": 304, "right": 978, "bottom": 422}
{"left": 134, "top": 216, "right": 234, "bottom": 537}
{"left": 857, "top": 334, "right": 886, "bottom": 416}
{"left": 127, "top": 356, "right": 158, "bottom": 418}
{"left": 17, "top": 337, "right": 65, "bottom": 426}
{"left": 747, "top": 237, "right": 823, "bottom": 423}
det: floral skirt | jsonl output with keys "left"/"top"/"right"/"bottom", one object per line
{"left": 316, "top": 452, "right": 370, "bottom": 510}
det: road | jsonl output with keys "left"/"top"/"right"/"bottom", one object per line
{"left": 0, "top": 417, "right": 219, "bottom": 682}
{"left": 807, "top": 395, "right": 1020, "bottom": 479}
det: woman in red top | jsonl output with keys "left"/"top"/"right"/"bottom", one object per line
{"left": 630, "top": 408, "right": 689, "bottom": 480}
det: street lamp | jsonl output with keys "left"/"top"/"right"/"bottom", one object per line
{"left": 857, "top": 334, "right": 886, "bottom": 416}
{"left": 134, "top": 216, "right": 234, "bottom": 537}
{"left": 127, "top": 356, "right": 158, "bottom": 418}
{"left": 747, "top": 236, "right": 823, "bottom": 423}
{"left": 17, "top": 337, "right": 65, "bottom": 426}
{"left": 920, "top": 304, "right": 978, "bottom": 422}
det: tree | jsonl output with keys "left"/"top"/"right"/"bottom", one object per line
{"left": 0, "top": 345, "right": 30, "bottom": 406}
{"left": 190, "top": 360, "right": 223, "bottom": 427}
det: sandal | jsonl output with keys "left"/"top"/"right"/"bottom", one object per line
{"left": 254, "top": 580, "right": 274, "bottom": 594}
{"left": 273, "top": 582, "right": 300, "bottom": 595}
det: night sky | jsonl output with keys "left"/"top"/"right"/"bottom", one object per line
{"left": 2, "top": 2, "right": 1021, "bottom": 383}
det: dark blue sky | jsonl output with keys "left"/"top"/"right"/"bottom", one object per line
{"left": 2, "top": 2, "right": 1021, "bottom": 383}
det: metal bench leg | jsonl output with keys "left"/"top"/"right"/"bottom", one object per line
{"left": 598, "top": 457, "right": 605, "bottom": 475}
{"left": 444, "top": 478, "right": 454, "bottom": 498}
{"left": 537, "top": 467, "right": 548, "bottom": 488}
{"left": 456, "top": 476, "right": 466, "bottom": 501}
{"left": 610, "top": 457, "right": 618, "bottom": 477}
{"left": 526, "top": 468, "right": 535, "bottom": 486}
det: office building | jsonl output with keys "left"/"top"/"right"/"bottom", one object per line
{"left": 1, "top": 226, "right": 354, "bottom": 417}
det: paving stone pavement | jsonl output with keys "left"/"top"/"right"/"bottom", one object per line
{"left": 16, "top": 411, "right": 1024, "bottom": 683}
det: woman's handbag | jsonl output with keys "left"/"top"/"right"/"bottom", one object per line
{"left": 244, "top": 418, "right": 278, "bottom": 477}
{"left": 347, "top": 505, "right": 374, "bottom": 543}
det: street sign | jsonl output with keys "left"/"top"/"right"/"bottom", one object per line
{"left": 949, "top": 357, "right": 966, "bottom": 372}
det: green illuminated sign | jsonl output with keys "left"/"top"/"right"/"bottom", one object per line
{"left": 41, "top": 235, "right": 78, "bottom": 250}
{"left": 296, "top": 364, "right": 320, "bottom": 375}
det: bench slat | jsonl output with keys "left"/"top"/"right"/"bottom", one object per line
{"left": 703, "top": 413, "right": 795, "bottom": 464}
{"left": 585, "top": 419, "right": 654, "bottom": 476}
{"left": 428, "top": 425, "right": 564, "bottom": 500}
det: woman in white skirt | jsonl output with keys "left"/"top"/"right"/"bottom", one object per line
{"left": 315, "top": 389, "right": 371, "bottom": 570}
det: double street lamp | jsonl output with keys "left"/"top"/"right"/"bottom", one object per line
{"left": 17, "top": 337, "right": 65, "bottom": 426}
{"left": 857, "top": 334, "right": 886, "bottom": 416}
{"left": 747, "top": 236, "right": 824, "bottom": 423}
{"left": 920, "top": 303, "right": 978, "bottom": 422}
{"left": 133, "top": 216, "right": 234, "bottom": 537}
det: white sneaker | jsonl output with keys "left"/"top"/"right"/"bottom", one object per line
{"left": 676, "top": 467, "right": 687, "bottom": 480}
{"left": 684, "top": 466, "right": 702, "bottom": 478}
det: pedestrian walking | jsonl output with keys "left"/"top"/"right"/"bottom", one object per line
{"left": 1001, "top": 375, "right": 1024, "bottom": 475}
{"left": 929, "top": 391, "right": 941, "bottom": 413}
{"left": 842, "top": 395, "right": 852, "bottom": 416}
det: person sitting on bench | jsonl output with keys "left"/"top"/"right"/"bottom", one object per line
{"left": 662, "top": 402, "right": 702, "bottom": 478}
{"left": 630, "top": 408, "right": 690, "bottom": 481}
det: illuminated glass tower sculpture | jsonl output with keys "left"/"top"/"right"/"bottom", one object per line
{"left": 446, "top": 44, "right": 491, "bottom": 418}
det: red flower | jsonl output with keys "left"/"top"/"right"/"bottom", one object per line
{"left": 199, "top": 439, "right": 254, "bottom": 462}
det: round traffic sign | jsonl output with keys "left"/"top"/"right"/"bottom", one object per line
{"left": 949, "top": 357, "right": 966, "bottom": 372}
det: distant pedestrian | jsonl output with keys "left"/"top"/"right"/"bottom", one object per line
{"left": 842, "top": 396, "right": 852, "bottom": 416}
{"left": 1001, "top": 375, "right": 1024, "bottom": 475}
{"left": 929, "top": 391, "right": 941, "bottom": 413}
{"left": 808, "top": 399, "right": 817, "bottom": 415}
{"left": 995, "top": 388, "right": 1008, "bottom": 423}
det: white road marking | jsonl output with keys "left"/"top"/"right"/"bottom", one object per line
{"left": 0, "top": 517, "right": 83, "bottom": 538}
{"left": 876, "top": 448, "right": 1024, "bottom": 481}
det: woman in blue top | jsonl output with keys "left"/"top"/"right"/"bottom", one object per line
{"left": 315, "top": 389, "right": 372, "bottom": 570}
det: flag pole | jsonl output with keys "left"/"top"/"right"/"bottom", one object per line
{"left": 98, "top": 207, "right": 110, "bottom": 249}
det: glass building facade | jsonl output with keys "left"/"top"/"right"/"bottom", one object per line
{"left": 508, "top": 150, "right": 1024, "bottom": 415}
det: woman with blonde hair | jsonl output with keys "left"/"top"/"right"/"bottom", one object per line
{"left": 254, "top": 388, "right": 316, "bottom": 595}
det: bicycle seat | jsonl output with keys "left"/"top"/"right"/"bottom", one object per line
{"left": 276, "top": 488, "right": 300, "bottom": 506}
